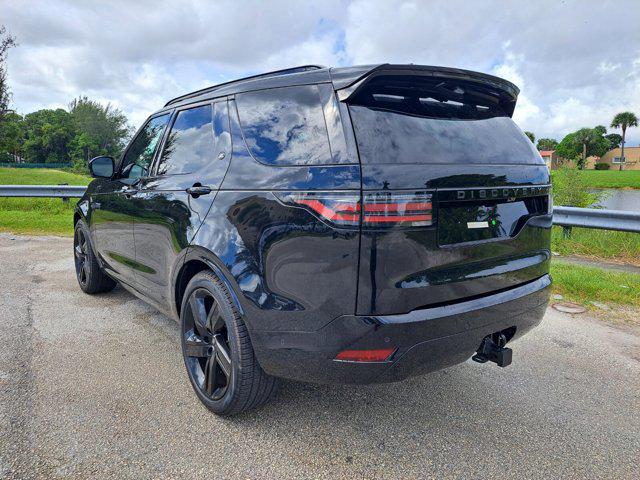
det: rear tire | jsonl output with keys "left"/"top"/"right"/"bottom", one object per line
{"left": 180, "top": 270, "right": 276, "bottom": 415}
{"left": 74, "top": 219, "right": 117, "bottom": 294}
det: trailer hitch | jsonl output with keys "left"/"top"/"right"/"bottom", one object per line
{"left": 472, "top": 333, "right": 512, "bottom": 367}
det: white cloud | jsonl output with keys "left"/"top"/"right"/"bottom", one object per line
{"left": 491, "top": 48, "right": 540, "bottom": 125}
{"left": 2, "top": 0, "right": 640, "bottom": 143}
{"left": 598, "top": 61, "right": 621, "bottom": 74}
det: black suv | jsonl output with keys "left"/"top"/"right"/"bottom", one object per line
{"left": 74, "top": 64, "right": 552, "bottom": 415}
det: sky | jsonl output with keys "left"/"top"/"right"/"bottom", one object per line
{"left": 2, "top": 0, "right": 640, "bottom": 145}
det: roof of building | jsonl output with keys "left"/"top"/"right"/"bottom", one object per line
{"left": 539, "top": 150, "right": 555, "bottom": 156}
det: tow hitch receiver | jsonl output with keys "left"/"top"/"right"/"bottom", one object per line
{"left": 472, "top": 333, "right": 512, "bottom": 367}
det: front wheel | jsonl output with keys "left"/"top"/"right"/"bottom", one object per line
{"left": 74, "top": 220, "right": 117, "bottom": 294}
{"left": 180, "top": 271, "right": 276, "bottom": 415}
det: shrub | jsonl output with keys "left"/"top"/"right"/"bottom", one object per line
{"left": 594, "top": 162, "right": 610, "bottom": 170}
{"left": 69, "top": 157, "right": 89, "bottom": 175}
{"left": 552, "top": 166, "right": 602, "bottom": 207}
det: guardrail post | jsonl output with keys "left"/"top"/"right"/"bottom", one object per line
{"left": 59, "top": 183, "right": 69, "bottom": 203}
{"left": 562, "top": 226, "right": 572, "bottom": 238}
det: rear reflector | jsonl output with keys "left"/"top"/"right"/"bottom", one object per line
{"left": 334, "top": 348, "right": 397, "bottom": 362}
{"left": 275, "top": 191, "right": 433, "bottom": 228}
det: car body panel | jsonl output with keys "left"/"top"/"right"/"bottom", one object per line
{"left": 188, "top": 100, "right": 361, "bottom": 332}
{"left": 131, "top": 100, "right": 233, "bottom": 306}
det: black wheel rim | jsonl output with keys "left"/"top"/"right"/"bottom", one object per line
{"left": 183, "top": 288, "right": 232, "bottom": 401}
{"left": 74, "top": 228, "right": 89, "bottom": 287}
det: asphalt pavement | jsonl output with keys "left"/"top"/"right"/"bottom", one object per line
{"left": 1, "top": 234, "right": 638, "bottom": 479}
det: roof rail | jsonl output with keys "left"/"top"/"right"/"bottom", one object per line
{"left": 164, "top": 65, "right": 325, "bottom": 107}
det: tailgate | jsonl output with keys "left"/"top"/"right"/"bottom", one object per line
{"left": 340, "top": 65, "right": 553, "bottom": 315}
{"left": 356, "top": 178, "right": 552, "bottom": 316}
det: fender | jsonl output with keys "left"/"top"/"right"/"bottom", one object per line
{"left": 74, "top": 196, "right": 90, "bottom": 224}
{"left": 170, "top": 245, "right": 245, "bottom": 321}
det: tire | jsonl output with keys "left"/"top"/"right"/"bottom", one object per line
{"left": 73, "top": 219, "right": 117, "bottom": 294}
{"left": 180, "top": 270, "right": 276, "bottom": 415}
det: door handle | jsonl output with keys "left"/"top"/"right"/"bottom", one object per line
{"left": 186, "top": 185, "right": 212, "bottom": 197}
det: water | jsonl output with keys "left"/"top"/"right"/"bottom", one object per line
{"left": 591, "top": 189, "right": 640, "bottom": 212}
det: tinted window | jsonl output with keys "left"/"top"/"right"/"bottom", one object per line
{"left": 121, "top": 114, "right": 170, "bottom": 179}
{"left": 236, "top": 85, "right": 331, "bottom": 166}
{"left": 350, "top": 107, "right": 540, "bottom": 165}
{"left": 347, "top": 74, "right": 541, "bottom": 165}
{"left": 157, "top": 104, "right": 215, "bottom": 175}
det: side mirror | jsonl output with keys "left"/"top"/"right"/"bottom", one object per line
{"left": 89, "top": 156, "right": 115, "bottom": 178}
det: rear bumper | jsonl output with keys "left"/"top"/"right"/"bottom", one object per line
{"left": 251, "top": 275, "right": 551, "bottom": 384}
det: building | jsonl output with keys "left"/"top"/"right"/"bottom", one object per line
{"left": 597, "top": 146, "right": 640, "bottom": 170}
{"left": 538, "top": 150, "right": 557, "bottom": 169}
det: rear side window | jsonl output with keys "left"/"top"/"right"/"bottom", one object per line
{"left": 156, "top": 104, "right": 215, "bottom": 175}
{"left": 347, "top": 75, "right": 541, "bottom": 165}
{"left": 236, "top": 85, "right": 332, "bottom": 166}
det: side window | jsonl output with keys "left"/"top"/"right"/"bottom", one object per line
{"left": 236, "top": 85, "right": 332, "bottom": 166}
{"left": 121, "top": 114, "right": 170, "bottom": 179}
{"left": 156, "top": 104, "right": 215, "bottom": 176}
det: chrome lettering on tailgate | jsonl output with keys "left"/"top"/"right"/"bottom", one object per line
{"left": 446, "top": 185, "right": 550, "bottom": 202}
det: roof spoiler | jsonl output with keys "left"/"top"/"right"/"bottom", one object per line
{"left": 334, "top": 64, "right": 520, "bottom": 116}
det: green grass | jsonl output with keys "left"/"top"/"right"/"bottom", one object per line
{"left": 551, "top": 226, "right": 640, "bottom": 265}
{"left": 551, "top": 261, "right": 640, "bottom": 307}
{"left": 0, "top": 167, "right": 90, "bottom": 186}
{"left": 0, "top": 168, "right": 90, "bottom": 236}
{"left": 551, "top": 169, "right": 640, "bottom": 189}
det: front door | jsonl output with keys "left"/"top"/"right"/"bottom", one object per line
{"left": 90, "top": 113, "right": 171, "bottom": 287}
{"left": 132, "top": 100, "right": 232, "bottom": 308}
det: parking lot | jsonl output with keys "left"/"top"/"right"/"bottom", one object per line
{"left": 1, "top": 234, "right": 639, "bottom": 479}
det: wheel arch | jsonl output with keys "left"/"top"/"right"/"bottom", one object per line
{"left": 74, "top": 196, "right": 91, "bottom": 226}
{"left": 173, "top": 246, "right": 245, "bottom": 321}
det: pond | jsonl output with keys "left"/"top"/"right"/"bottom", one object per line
{"left": 591, "top": 189, "right": 640, "bottom": 212}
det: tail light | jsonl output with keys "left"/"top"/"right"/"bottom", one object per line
{"left": 362, "top": 191, "right": 432, "bottom": 227}
{"left": 275, "top": 191, "right": 433, "bottom": 228}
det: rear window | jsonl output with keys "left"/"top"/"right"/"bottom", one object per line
{"left": 236, "top": 85, "right": 332, "bottom": 166}
{"left": 347, "top": 75, "right": 541, "bottom": 165}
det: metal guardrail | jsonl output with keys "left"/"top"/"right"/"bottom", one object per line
{"left": 1, "top": 185, "right": 639, "bottom": 234}
{"left": 552, "top": 206, "right": 640, "bottom": 235}
{"left": 0, "top": 184, "right": 87, "bottom": 198}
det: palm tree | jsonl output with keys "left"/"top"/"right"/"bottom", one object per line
{"left": 610, "top": 112, "right": 638, "bottom": 171}
{"left": 573, "top": 128, "right": 597, "bottom": 170}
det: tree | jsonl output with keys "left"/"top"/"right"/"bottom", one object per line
{"left": 574, "top": 128, "right": 596, "bottom": 169}
{"left": 610, "top": 111, "right": 638, "bottom": 171}
{"left": 604, "top": 133, "right": 622, "bottom": 150}
{"left": 0, "top": 25, "right": 17, "bottom": 124}
{"left": 556, "top": 127, "right": 609, "bottom": 169}
{"left": 524, "top": 131, "right": 535, "bottom": 143}
{"left": 555, "top": 132, "right": 579, "bottom": 162}
{"left": 536, "top": 138, "right": 558, "bottom": 151}
{"left": 0, "top": 111, "right": 23, "bottom": 161}
{"left": 21, "top": 109, "right": 76, "bottom": 163}
{"left": 68, "top": 96, "right": 131, "bottom": 164}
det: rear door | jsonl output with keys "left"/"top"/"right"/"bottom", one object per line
{"left": 132, "top": 99, "right": 232, "bottom": 308}
{"left": 342, "top": 68, "right": 552, "bottom": 315}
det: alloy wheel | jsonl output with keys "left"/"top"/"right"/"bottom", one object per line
{"left": 183, "top": 288, "right": 232, "bottom": 400}
{"left": 74, "top": 228, "right": 89, "bottom": 286}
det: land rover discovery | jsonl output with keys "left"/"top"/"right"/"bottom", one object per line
{"left": 74, "top": 64, "right": 552, "bottom": 415}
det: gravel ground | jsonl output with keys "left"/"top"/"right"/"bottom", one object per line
{"left": 1, "top": 234, "right": 639, "bottom": 479}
